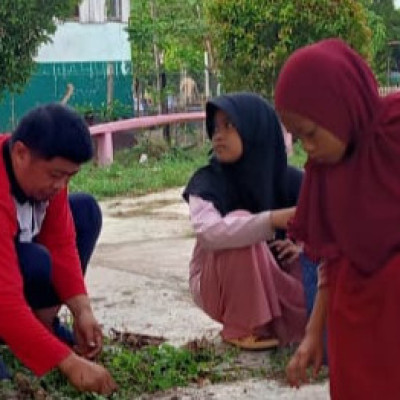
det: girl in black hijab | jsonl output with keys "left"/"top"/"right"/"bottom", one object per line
{"left": 183, "top": 93, "right": 307, "bottom": 349}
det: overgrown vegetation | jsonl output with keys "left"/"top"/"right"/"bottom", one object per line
{"left": 0, "top": 341, "right": 231, "bottom": 399}
{"left": 0, "top": 337, "right": 276, "bottom": 399}
{"left": 0, "top": 0, "right": 81, "bottom": 96}
{"left": 0, "top": 339, "right": 328, "bottom": 399}
{"left": 204, "top": 0, "right": 385, "bottom": 98}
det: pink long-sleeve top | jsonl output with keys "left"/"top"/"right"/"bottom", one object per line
{"left": 188, "top": 195, "right": 275, "bottom": 306}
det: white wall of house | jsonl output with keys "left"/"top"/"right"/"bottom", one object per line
{"left": 36, "top": 22, "right": 131, "bottom": 62}
{"left": 35, "top": 0, "right": 131, "bottom": 63}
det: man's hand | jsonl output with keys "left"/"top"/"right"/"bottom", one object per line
{"left": 59, "top": 353, "right": 117, "bottom": 395}
{"left": 73, "top": 308, "right": 103, "bottom": 359}
{"left": 66, "top": 295, "right": 102, "bottom": 359}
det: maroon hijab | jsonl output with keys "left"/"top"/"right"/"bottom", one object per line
{"left": 275, "top": 38, "right": 400, "bottom": 273}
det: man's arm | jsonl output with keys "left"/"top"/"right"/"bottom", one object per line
{"left": 0, "top": 203, "right": 72, "bottom": 375}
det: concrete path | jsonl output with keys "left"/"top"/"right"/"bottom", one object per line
{"left": 85, "top": 188, "right": 329, "bottom": 399}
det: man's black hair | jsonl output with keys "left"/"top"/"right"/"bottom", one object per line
{"left": 10, "top": 103, "right": 93, "bottom": 163}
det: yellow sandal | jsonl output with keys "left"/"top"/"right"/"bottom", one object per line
{"left": 224, "top": 335, "right": 279, "bottom": 350}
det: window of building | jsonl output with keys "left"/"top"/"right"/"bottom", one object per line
{"left": 107, "top": 0, "right": 122, "bottom": 21}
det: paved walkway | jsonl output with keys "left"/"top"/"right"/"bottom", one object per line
{"left": 86, "top": 188, "right": 329, "bottom": 399}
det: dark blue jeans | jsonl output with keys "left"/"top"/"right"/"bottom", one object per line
{"left": 300, "top": 253, "right": 318, "bottom": 318}
{"left": 300, "top": 253, "right": 328, "bottom": 364}
{"left": 16, "top": 193, "right": 102, "bottom": 310}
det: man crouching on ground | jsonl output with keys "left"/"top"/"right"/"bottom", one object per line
{"left": 0, "top": 104, "right": 117, "bottom": 395}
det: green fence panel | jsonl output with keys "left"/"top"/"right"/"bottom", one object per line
{"left": 0, "top": 61, "right": 133, "bottom": 131}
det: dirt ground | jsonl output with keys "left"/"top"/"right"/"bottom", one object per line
{"left": 86, "top": 188, "right": 329, "bottom": 399}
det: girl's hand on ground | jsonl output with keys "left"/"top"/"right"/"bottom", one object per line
{"left": 286, "top": 331, "right": 324, "bottom": 388}
{"left": 269, "top": 239, "right": 301, "bottom": 265}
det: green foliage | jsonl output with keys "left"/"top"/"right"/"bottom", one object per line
{"left": 289, "top": 141, "right": 307, "bottom": 168}
{"left": 363, "top": 0, "right": 400, "bottom": 82}
{"left": 128, "top": 0, "right": 206, "bottom": 73}
{"left": 102, "top": 343, "right": 229, "bottom": 396}
{"left": 0, "top": 0, "right": 81, "bottom": 95}
{"left": 204, "top": 0, "right": 380, "bottom": 98}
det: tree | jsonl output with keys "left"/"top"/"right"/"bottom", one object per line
{"left": 204, "top": 0, "right": 385, "bottom": 99}
{"left": 128, "top": 0, "right": 207, "bottom": 112}
{"left": 0, "top": 0, "right": 81, "bottom": 95}
{"left": 363, "top": 0, "right": 400, "bottom": 82}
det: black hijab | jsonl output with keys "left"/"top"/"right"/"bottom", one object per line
{"left": 183, "top": 92, "right": 302, "bottom": 220}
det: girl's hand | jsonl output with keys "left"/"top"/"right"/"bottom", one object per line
{"left": 270, "top": 207, "right": 296, "bottom": 230}
{"left": 286, "top": 329, "right": 325, "bottom": 388}
{"left": 269, "top": 239, "right": 302, "bottom": 265}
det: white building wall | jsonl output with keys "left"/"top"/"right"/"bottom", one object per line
{"left": 35, "top": 22, "right": 131, "bottom": 62}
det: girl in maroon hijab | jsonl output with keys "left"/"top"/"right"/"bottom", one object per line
{"left": 275, "top": 38, "right": 400, "bottom": 399}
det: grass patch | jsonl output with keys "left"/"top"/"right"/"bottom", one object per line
{"left": 0, "top": 343, "right": 327, "bottom": 399}
{"left": 70, "top": 143, "right": 210, "bottom": 200}
{"left": 0, "top": 339, "right": 259, "bottom": 399}
{"left": 70, "top": 141, "right": 306, "bottom": 200}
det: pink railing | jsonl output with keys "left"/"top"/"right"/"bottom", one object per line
{"left": 89, "top": 112, "right": 205, "bottom": 166}
{"left": 379, "top": 86, "right": 400, "bottom": 97}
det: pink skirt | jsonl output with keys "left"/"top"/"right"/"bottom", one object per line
{"left": 190, "top": 241, "right": 307, "bottom": 344}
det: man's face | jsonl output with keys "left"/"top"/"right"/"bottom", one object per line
{"left": 12, "top": 142, "right": 80, "bottom": 201}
